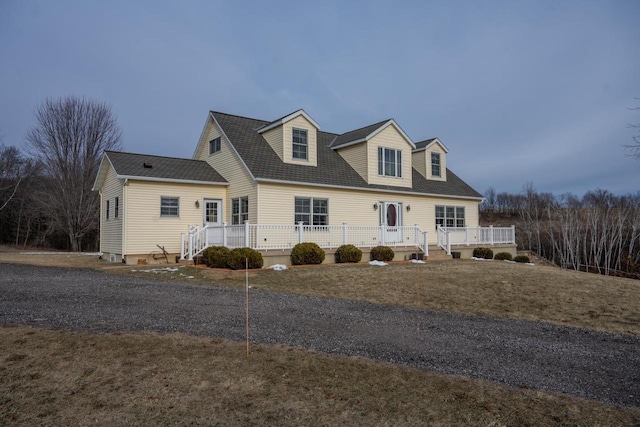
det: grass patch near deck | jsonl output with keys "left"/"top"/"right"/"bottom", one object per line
{"left": 2, "top": 326, "right": 638, "bottom": 426}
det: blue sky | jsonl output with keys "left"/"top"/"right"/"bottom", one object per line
{"left": 1, "top": 0, "right": 639, "bottom": 196}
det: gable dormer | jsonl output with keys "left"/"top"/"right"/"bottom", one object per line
{"left": 257, "top": 110, "right": 319, "bottom": 167}
{"left": 412, "top": 138, "right": 448, "bottom": 182}
{"left": 331, "top": 119, "right": 415, "bottom": 188}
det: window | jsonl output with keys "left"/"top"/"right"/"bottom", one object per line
{"left": 209, "top": 137, "right": 221, "bottom": 154}
{"left": 160, "top": 197, "right": 179, "bottom": 217}
{"left": 435, "top": 205, "right": 465, "bottom": 228}
{"left": 294, "top": 197, "right": 328, "bottom": 226}
{"left": 106, "top": 200, "right": 110, "bottom": 220}
{"left": 292, "top": 128, "right": 308, "bottom": 160}
{"left": 114, "top": 197, "right": 119, "bottom": 218}
{"left": 232, "top": 197, "right": 249, "bottom": 225}
{"left": 431, "top": 152, "right": 441, "bottom": 177}
{"left": 377, "top": 147, "right": 402, "bottom": 178}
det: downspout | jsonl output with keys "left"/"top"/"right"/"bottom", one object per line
{"left": 122, "top": 179, "right": 128, "bottom": 263}
{"left": 98, "top": 190, "right": 103, "bottom": 254}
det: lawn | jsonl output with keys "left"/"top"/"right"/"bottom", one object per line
{"left": 1, "top": 247, "right": 639, "bottom": 425}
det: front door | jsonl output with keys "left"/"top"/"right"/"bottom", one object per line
{"left": 203, "top": 199, "right": 223, "bottom": 246}
{"left": 380, "top": 202, "right": 402, "bottom": 244}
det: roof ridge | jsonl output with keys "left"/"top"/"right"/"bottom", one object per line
{"left": 338, "top": 118, "right": 391, "bottom": 136}
{"left": 210, "top": 110, "right": 269, "bottom": 124}
{"left": 106, "top": 150, "right": 206, "bottom": 162}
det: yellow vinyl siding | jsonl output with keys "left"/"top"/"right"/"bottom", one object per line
{"left": 257, "top": 182, "right": 479, "bottom": 243}
{"left": 412, "top": 150, "right": 427, "bottom": 178}
{"left": 336, "top": 143, "right": 368, "bottom": 181}
{"left": 124, "top": 180, "right": 226, "bottom": 255}
{"left": 194, "top": 117, "right": 257, "bottom": 223}
{"left": 283, "top": 115, "right": 318, "bottom": 166}
{"left": 262, "top": 126, "right": 284, "bottom": 160}
{"left": 428, "top": 143, "right": 447, "bottom": 181}
{"left": 367, "top": 125, "right": 413, "bottom": 188}
{"left": 100, "top": 163, "right": 123, "bottom": 255}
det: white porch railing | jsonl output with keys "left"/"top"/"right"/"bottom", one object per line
{"left": 182, "top": 222, "right": 430, "bottom": 260}
{"left": 436, "top": 225, "right": 516, "bottom": 255}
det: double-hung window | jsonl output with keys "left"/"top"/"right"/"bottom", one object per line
{"left": 114, "top": 197, "right": 119, "bottom": 218}
{"left": 435, "top": 205, "right": 465, "bottom": 228}
{"left": 294, "top": 197, "right": 328, "bottom": 226}
{"left": 232, "top": 197, "right": 249, "bottom": 225}
{"left": 431, "top": 152, "right": 441, "bottom": 177}
{"left": 209, "top": 137, "right": 221, "bottom": 154}
{"left": 160, "top": 197, "right": 179, "bottom": 217}
{"left": 377, "top": 147, "right": 402, "bottom": 178}
{"left": 292, "top": 128, "right": 308, "bottom": 160}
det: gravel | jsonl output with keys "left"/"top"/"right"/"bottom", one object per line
{"left": 1, "top": 263, "right": 639, "bottom": 408}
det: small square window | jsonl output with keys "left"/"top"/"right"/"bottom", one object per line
{"left": 209, "top": 137, "right": 221, "bottom": 154}
{"left": 160, "top": 197, "right": 179, "bottom": 217}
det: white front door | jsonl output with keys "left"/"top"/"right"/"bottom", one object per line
{"left": 203, "top": 199, "right": 223, "bottom": 246}
{"left": 380, "top": 202, "right": 402, "bottom": 244}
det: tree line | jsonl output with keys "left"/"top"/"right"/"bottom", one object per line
{"left": 482, "top": 184, "right": 640, "bottom": 278}
{"left": 0, "top": 96, "right": 122, "bottom": 251}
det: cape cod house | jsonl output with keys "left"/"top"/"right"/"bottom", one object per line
{"left": 93, "top": 109, "right": 515, "bottom": 264}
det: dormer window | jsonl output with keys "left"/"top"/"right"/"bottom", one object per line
{"left": 431, "top": 152, "right": 441, "bottom": 177}
{"left": 292, "top": 128, "right": 308, "bottom": 160}
{"left": 378, "top": 147, "right": 402, "bottom": 178}
{"left": 209, "top": 137, "right": 221, "bottom": 155}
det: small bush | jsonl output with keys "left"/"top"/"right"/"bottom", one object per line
{"left": 473, "top": 247, "right": 494, "bottom": 259}
{"left": 291, "top": 242, "right": 325, "bottom": 265}
{"left": 514, "top": 255, "right": 530, "bottom": 263}
{"left": 370, "top": 245, "right": 395, "bottom": 262}
{"left": 202, "top": 246, "right": 230, "bottom": 268}
{"left": 494, "top": 252, "right": 513, "bottom": 261}
{"left": 335, "top": 244, "right": 362, "bottom": 263}
{"left": 227, "top": 247, "right": 263, "bottom": 270}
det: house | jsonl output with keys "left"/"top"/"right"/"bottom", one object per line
{"left": 93, "top": 109, "right": 515, "bottom": 264}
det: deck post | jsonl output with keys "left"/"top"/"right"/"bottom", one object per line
{"left": 380, "top": 224, "right": 386, "bottom": 245}
{"left": 511, "top": 225, "right": 515, "bottom": 244}
{"left": 489, "top": 225, "right": 494, "bottom": 245}
{"left": 298, "top": 221, "right": 304, "bottom": 244}
{"left": 244, "top": 220, "right": 250, "bottom": 248}
{"left": 180, "top": 233, "right": 185, "bottom": 260}
{"left": 342, "top": 223, "right": 348, "bottom": 245}
{"left": 465, "top": 226, "right": 469, "bottom": 245}
{"left": 189, "top": 233, "right": 193, "bottom": 260}
{"left": 222, "top": 222, "right": 228, "bottom": 247}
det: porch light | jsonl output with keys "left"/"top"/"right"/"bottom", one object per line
{"left": 195, "top": 200, "right": 200, "bottom": 208}
{"left": 373, "top": 203, "right": 378, "bottom": 210}
{"left": 406, "top": 205, "right": 411, "bottom": 212}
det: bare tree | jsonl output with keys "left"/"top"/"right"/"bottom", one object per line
{"left": 624, "top": 99, "right": 640, "bottom": 159}
{"left": 26, "top": 96, "right": 122, "bottom": 251}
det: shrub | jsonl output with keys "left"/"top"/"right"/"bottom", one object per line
{"left": 335, "top": 244, "right": 362, "bottom": 263}
{"left": 202, "top": 246, "right": 230, "bottom": 268}
{"left": 370, "top": 245, "right": 395, "bottom": 262}
{"left": 514, "top": 255, "right": 530, "bottom": 263}
{"left": 473, "top": 247, "right": 494, "bottom": 259}
{"left": 494, "top": 252, "right": 513, "bottom": 261}
{"left": 291, "top": 242, "right": 325, "bottom": 265}
{"left": 227, "top": 247, "right": 263, "bottom": 270}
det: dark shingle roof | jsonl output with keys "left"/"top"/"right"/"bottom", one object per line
{"left": 414, "top": 138, "right": 437, "bottom": 150}
{"left": 329, "top": 119, "right": 391, "bottom": 148}
{"left": 211, "top": 112, "right": 481, "bottom": 199}
{"left": 106, "top": 151, "right": 227, "bottom": 184}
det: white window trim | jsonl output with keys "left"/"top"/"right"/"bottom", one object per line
{"left": 435, "top": 205, "right": 465, "bottom": 228}
{"left": 232, "top": 197, "right": 249, "bottom": 225}
{"left": 209, "top": 137, "right": 221, "bottom": 155}
{"left": 160, "top": 196, "right": 180, "bottom": 217}
{"left": 377, "top": 147, "right": 403, "bottom": 178}
{"left": 292, "top": 128, "right": 308, "bottom": 161}
{"left": 294, "top": 196, "right": 328, "bottom": 226}
{"left": 431, "top": 152, "right": 441, "bottom": 177}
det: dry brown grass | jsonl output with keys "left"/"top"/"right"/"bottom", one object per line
{"left": 2, "top": 326, "right": 638, "bottom": 426}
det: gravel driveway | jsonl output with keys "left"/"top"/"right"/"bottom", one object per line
{"left": 1, "top": 263, "right": 639, "bottom": 408}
